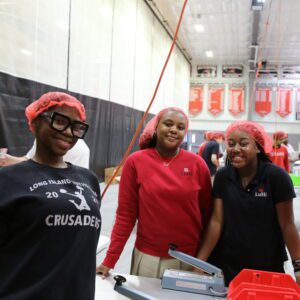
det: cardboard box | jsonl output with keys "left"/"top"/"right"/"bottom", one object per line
{"left": 104, "top": 166, "right": 122, "bottom": 184}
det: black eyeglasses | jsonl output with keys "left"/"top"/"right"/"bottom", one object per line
{"left": 40, "top": 112, "right": 89, "bottom": 139}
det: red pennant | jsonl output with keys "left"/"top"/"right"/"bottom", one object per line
{"left": 229, "top": 88, "right": 245, "bottom": 116}
{"left": 296, "top": 89, "right": 300, "bottom": 117}
{"left": 189, "top": 86, "right": 203, "bottom": 116}
{"left": 255, "top": 88, "right": 272, "bottom": 117}
{"left": 208, "top": 87, "right": 224, "bottom": 116}
{"left": 276, "top": 88, "right": 292, "bottom": 118}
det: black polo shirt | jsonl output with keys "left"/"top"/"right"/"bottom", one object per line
{"left": 201, "top": 140, "right": 220, "bottom": 176}
{"left": 208, "top": 160, "right": 295, "bottom": 286}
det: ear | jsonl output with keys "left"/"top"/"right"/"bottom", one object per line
{"left": 30, "top": 118, "right": 40, "bottom": 134}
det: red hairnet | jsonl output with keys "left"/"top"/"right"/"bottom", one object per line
{"left": 273, "top": 131, "right": 286, "bottom": 141}
{"left": 210, "top": 131, "right": 225, "bottom": 140}
{"left": 204, "top": 131, "right": 213, "bottom": 141}
{"left": 226, "top": 121, "right": 273, "bottom": 153}
{"left": 25, "top": 92, "right": 86, "bottom": 131}
{"left": 139, "top": 107, "right": 189, "bottom": 149}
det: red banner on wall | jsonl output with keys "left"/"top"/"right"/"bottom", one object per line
{"left": 189, "top": 86, "right": 204, "bottom": 115}
{"left": 276, "top": 88, "right": 292, "bottom": 118}
{"left": 229, "top": 87, "right": 245, "bottom": 116}
{"left": 255, "top": 88, "right": 272, "bottom": 117}
{"left": 208, "top": 86, "right": 224, "bottom": 116}
{"left": 296, "top": 89, "right": 300, "bottom": 119}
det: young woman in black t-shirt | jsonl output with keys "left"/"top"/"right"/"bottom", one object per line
{"left": 0, "top": 92, "right": 101, "bottom": 300}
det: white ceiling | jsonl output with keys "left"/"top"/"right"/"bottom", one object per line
{"left": 148, "top": 0, "right": 300, "bottom": 67}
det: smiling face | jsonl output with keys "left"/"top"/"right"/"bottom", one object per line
{"left": 155, "top": 110, "right": 187, "bottom": 154}
{"left": 32, "top": 105, "right": 81, "bottom": 158}
{"left": 227, "top": 130, "right": 260, "bottom": 169}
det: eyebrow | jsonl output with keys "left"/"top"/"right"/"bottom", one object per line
{"left": 163, "top": 118, "right": 186, "bottom": 125}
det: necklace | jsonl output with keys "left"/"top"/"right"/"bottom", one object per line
{"left": 155, "top": 148, "right": 180, "bottom": 167}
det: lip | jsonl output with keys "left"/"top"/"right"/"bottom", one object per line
{"left": 166, "top": 135, "right": 178, "bottom": 141}
{"left": 55, "top": 137, "right": 74, "bottom": 150}
{"left": 230, "top": 155, "right": 244, "bottom": 163}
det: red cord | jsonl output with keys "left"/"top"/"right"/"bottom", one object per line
{"left": 101, "top": 0, "right": 189, "bottom": 200}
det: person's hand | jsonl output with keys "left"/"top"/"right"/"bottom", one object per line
{"left": 0, "top": 154, "right": 27, "bottom": 167}
{"left": 96, "top": 264, "right": 111, "bottom": 279}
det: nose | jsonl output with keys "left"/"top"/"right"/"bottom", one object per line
{"left": 232, "top": 144, "right": 241, "bottom": 151}
{"left": 170, "top": 125, "right": 178, "bottom": 133}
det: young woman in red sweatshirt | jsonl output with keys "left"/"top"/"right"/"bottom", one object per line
{"left": 269, "top": 131, "right": 290, "bottom": 173}
{"left": 97, "top": 107, "right": 212, "bottom": 278}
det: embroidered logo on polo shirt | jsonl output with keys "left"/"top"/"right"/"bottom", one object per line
{"left": 255, "top": 187, "right": 267, "bottom": 197}
{"left": 181, "top": 167, "right": 193, "bottom": 176}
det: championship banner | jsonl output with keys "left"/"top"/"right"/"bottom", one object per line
{"left": 196, "top": 65, "right": 217, "bottom": 78}
{"left": 189, "top": 85, "right": 204, "bottom": 116}
{"left": 208, "top": 86, "right": 224, "bottom": 116}
{"left": 255, "top": 87, "right": 272, "bottom": 117}
{"left": 276, "top": 88, "right": 292, "bottom": 118}
{"left": 222, "top": 65, "right": 243, "bottom": 78}
{"left": 229, "top": 87, "right": 245, "bottom": 116}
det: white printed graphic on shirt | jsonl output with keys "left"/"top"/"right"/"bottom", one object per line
{"left": 59, "top": 185, "right": 91, "bottom": 211}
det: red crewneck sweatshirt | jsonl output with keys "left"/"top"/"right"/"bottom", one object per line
{"left": 102, "top": 148, "right": 212, "bottom": 269}
{"left": 268, "top": 146, "right": 290, "bottom": 173}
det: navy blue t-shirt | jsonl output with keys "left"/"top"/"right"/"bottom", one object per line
{"left": 0, "top": 160, "right": 101, "bottom": 300}
{"left": 209, "top": 160, "right": 295, "bottom": 286}
{"left": 201, "top": 140, "right": 220, "bottom": 176}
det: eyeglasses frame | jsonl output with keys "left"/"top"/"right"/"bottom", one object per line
{"left": 40, "top": 111, "right": 89, "bottom": 139}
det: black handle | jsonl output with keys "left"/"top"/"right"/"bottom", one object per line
{"left": 169, "top": 243, "right": 178, "bottom": 251}
{"left": 114, "top": 275, "right": 127, "bottom": 286}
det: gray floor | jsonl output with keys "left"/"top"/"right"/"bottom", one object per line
{"left": 98, "top": 183, "right": 300, "bottom": 275}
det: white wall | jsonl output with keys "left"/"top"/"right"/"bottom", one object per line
{"left": 189, "top": 62, "right": 300, "bottom": 136}
{"left": 250, "top": 77, "right": 300, "bottom": 134}
{"left": 0, "top": 0, "right": 69, "bottom": 88}
{"left": 189, "top": 63, "right": 249, "bottom": 132}
{"left": 0, "top": 0, "right": 190, "bottom": 114}
{"left": 68, "top": 0, "right": 113, "bottom": 101}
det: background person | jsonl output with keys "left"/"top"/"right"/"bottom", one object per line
{"left": 201, "top": 131, "right": 225, "bottom": 178}
{"left": 198, "top": 131, "right": 212, "bottom": 157}
{"left": 0, "top": 92, "right": 101, "bottom": 299}
{"left": 281, "top": 133, "right": 298, "bottom": 172}
{"left": 196, "top": 121, "right": 300, "bottom": 286}
{"left": 97, "top": 107, "right": 212, "bottom": 279}
{"left": 269, "top": 131, "right": 290, "bottom": 173}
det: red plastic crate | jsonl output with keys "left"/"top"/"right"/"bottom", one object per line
{"left": 227, "top": 269, "right": 300, "bottom": 300}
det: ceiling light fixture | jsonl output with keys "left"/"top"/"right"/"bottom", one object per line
{"left": 194, "top": 24, "right": 204, "bottom": 32}
{"left": 205, "top": 51, "right": 213, "bottom": 58}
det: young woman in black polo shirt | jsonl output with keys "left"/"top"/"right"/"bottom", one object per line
{"left": 196, "top": 121, "right": 300, "bottom": 286}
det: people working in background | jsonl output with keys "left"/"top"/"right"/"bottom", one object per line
{"left": 0, "top": 138, "right": 90, "bottom": 169}
{"left": 196, "top": 121, "right": 300, "bottom": 287}
{"left": 201, "top": 131, "right": 225, "bottom": 178}
{"left": 97, "top": 107, "right": 213, "bottom": 279}
{"left": 198, "top": 131, "right": 212, "bottom": 157}
{"left": 0, "top": 92, "right": 101, "bottom": 300}
{"left": 282, "top": 133, "right": 298, "bottom": 171}
{"left": 269, "top": 131, "right": 290, "bottom": 173}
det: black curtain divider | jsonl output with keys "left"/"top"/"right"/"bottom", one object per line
{"left": 0, "top": 72, "right": 153, "bottom": 181}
